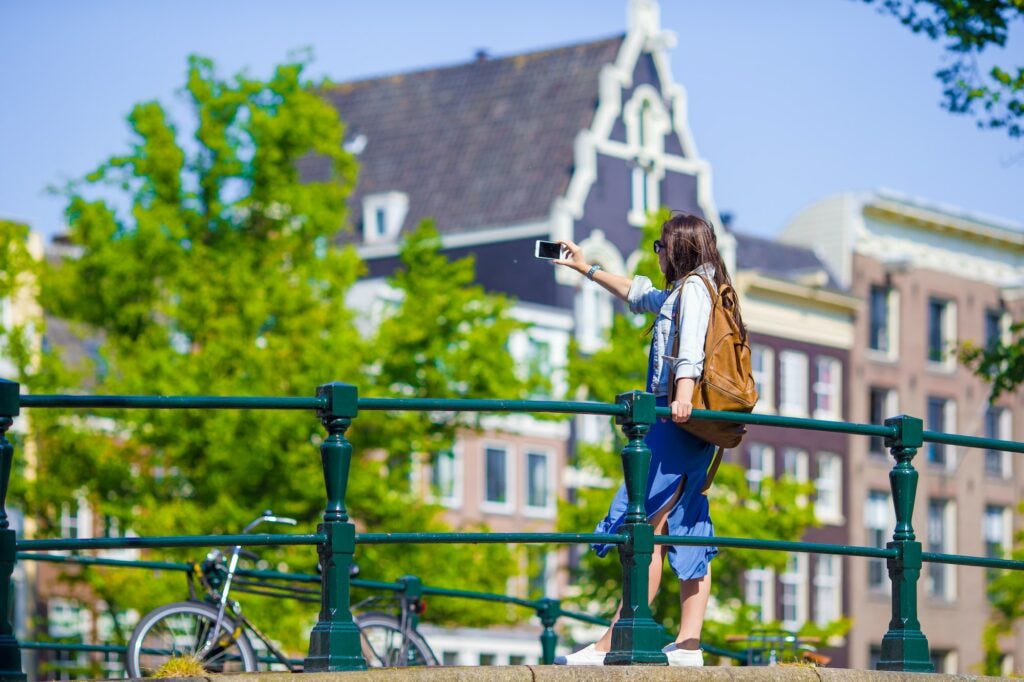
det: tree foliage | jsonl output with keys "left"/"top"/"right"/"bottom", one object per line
{"left": 559, "top": 211, "right": 843, "bottom": 654}
{"left": 0, "top": 220, "right": 41, "bottom": 383}
{"left": 959, "top": 321, "right": 1024, "bottom": 401}
{"left": 17, "top": 54, "right": 526, "bottom": 651}
{"left": 861, "top": 0, "right": 1024, "bottom": 139}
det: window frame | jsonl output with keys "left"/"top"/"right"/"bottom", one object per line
{"left": 813, "top": 554, "right": 842, "bottom": 626}
{"left": 926, "top": 296, "right": 957, "bottom": 371}
{"left": 523, "top": 448, "right": 556, "bottom": 518}
{"left": 750, "top": 344, "right": 775, "bottom": 414}
{"left": 430, "top": 446, "right": 463, "bottom": 509}
{"left": 926, "top": 498, "right": 957, "bottom": 602}
{"left": 780, "top": 553, "right": 809, "bottom": 631}
{"left": 868, "top": 285, "right": 899, "bottom": 359}
{"left": 812, "top": 356, "right": 842, "bottom": 420}
{"left": 984, "top": 406, "right": 1012, "bottom": 479}
{"left": 925, "top": 396, "right": 957, "bottom": 470}
{"left": 814, "top": 452, "right": 844, "bottom": 525}
{"left": 745, "top": 567, "right": 776, "bottom": 623}
{"left": 868, "top": 387, "right": 898, "bottom": 457}
{"left": 865, "top": 490, "right": 894, "bottom": 592}
{"left": 778, "top": 350, "right": 809, "bottom": 417}
{"left": 481, "top": 442, "right": 515, "bottom": 514}
{"left": 746, "top": 443, "right": 775, "bottom": 495}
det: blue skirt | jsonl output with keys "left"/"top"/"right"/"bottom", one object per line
{"left": 591, "top": 396, "right": 718, "bottom": 580}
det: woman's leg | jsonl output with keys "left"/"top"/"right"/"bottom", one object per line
{"left": 594, "top": 486, "right": 680, "bottom": 652}
{"left": 674, "top": 564, "right": 711, "bottom": 649}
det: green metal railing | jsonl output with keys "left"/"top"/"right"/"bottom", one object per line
{"left": 1, "top": 378, "right": 1023, "bottom": 676}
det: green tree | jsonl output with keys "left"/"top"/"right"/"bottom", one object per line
{"left": 860, "top": 0, "right": 1024, "bottom": 139}
{"left": 559, "top": 211, "right": 846, "bottom": 655}
{"left": 0, "top": 220, "right": 41, "bottom": 383}
{"left": 959, "top": 322, "right": 1024, "bottom": 401}
{"left": 21, "top": 54, "right": 523, "bottom": 651}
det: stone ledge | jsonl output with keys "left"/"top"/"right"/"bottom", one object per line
{"left": 198, "top": 666, "right": 1012, "bottom": 682}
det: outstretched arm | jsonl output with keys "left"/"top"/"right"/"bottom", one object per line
{"left": 552, "top": 239, "right": 633, "bottom": 302}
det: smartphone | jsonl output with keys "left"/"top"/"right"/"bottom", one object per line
{"left": 535, "top": 240, "right": 564, "bottom": 260}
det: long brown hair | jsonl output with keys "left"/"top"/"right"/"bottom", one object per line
{"left": 660, "top": 212, "right": 746, "bottom": 338}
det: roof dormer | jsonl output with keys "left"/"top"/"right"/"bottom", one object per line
{"left": 362, "top": 191, "right": 409, "bottom": 244}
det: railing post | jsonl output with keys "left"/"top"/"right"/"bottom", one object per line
{"left": 0, "top": 381, "right": 25, "bottom": 682}
{"left": 305, "top": 382, "right": 366, "bottom": 672}
{"left": 605, "top": 390, "right": 667, "bottom": 665}
{"left": 877, "top": 414, "right": 933, "bottom": 672}
{"left": 535, "top": 598, "right": 560, "bottom": 664}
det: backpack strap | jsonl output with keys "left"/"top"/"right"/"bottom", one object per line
{"left": 668, "top": 270, "right": 715, "bottom": 403}
{"left": 701, "top": 446, "right": 725, "bottom": 495}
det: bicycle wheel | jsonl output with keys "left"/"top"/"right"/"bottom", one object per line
{"left": 356, "top": 612, "right": 438, "bottom": 667}
{"left": 126, "top": 601, "right": 258, "bottom": 677}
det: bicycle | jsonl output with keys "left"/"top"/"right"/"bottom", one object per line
{"left": 124, "top": 511, "right": 437, "bottom": 676}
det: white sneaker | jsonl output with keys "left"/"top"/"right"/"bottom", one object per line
{"left": 554, "top": 643, "right": 607, "bottom": 665}
{"left": 662, "top": 643, "right": 703, "bottom": 667}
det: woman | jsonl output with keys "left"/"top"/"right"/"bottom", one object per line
{"left": 553, "top": 213, "right": 743, "bottom": 667}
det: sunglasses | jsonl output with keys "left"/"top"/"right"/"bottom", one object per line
{"left": 653, "top": 239, "right": 665, "bottom": 254}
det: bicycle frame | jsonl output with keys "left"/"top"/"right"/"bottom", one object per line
{"left": 195, "top": 512, "right": 298, "bottom": 665}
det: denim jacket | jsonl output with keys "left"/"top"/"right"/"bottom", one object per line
{"left": 626, "top": 264, "right": 714, "bottom": 397}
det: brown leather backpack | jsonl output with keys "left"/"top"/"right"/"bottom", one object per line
{"left": 669, "top": 272, "right": 758, "bottom": 490}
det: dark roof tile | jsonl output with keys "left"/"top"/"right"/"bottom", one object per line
{"left": 302, "top": 36, "right": 625, "bottom": 240}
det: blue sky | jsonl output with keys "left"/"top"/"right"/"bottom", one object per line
{"left": 2, "top": 0, "right": 1022, "bottom": 239}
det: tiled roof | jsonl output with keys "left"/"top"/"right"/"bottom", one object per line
{"left": 300, "top": 36, "right": 625, "bottom": 238}
{"left": 734, "top": 231, "right": 843, "bottom": 291}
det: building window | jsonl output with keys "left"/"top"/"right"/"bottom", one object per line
{"left": 985, "top": 308, "right": 1005, "bottom": 349}
{"left": 746, "top": 443, "right": 774, "bottom": 494}
{"left": 778, "top": 350, "right": 808, "bottom": 417}
{"left": 869, "top": 285, "right": 894, "bottom": 354}
{"left": 479, "top": 653, "right": 497, "bottom": 666}
{"left": 927, "top": 498, "right": 956, "bottom": 601}
{"left": 814, "top": 452, "right": 843, "bottom": 524}
{"left": 868, "top": 387, "right": 898, "bottom": 456}
{"left": 865, "top": 490, "right": 893, "bottom": 591}
{"left": 984, "top": 407, "right": 1012, "bottom": 479}
{"left": 984, "top": 504, "right": 1011, "bottom": 587}
{"left": 780, "top": 554, "right": 808, "bottom": 630}
{"left": 813, "top": 555, "right": 842, "bottom": 626}
{"left": 361, "top": 191, "right": 409, "bottom": 244}
{"left": 750, "top": 345, "right": 775, "bottom": 413}
{"left": 525, "top": 450, "right": 553, "bottom": 515}
{"left": 812, "top": 356, "right": 842, "bottom": 420}
{"left": 483, "top": 446, "right": 512, "bottom": 512}
{"left": 926, "top": 397, "right": 956, "bottom": 469}
{"left": 927, "top": 297, "right": 956, "bottom": 366}
{"left": 431, "top": 449, "right": 462, "bottom": 508}
{"left": 59, "top": 497, "right": 91, "bottom": 541}
{"left": 575, "top": 284, "right": 614, "bottom": 354}
{"left": 782, "top": 447, "right": 809, "bottom": 506}
{"left": 631, "top": 165, "right": 651, "bottom": 216}
{"left": 745, "top": 568, "right": 775, "bottom": 622}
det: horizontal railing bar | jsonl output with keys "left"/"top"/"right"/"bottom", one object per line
{"left": 657, "top": 535, "right": 899, "bottom": 559}
{"left": 357, "top": 397, "right": 626, "bottom": 417}
{"left": 237, "top": 566, "right": 321, "bottom": 584}
{"left": 20, "top": 393, "right": 1024, "bottom": 456}
{"left": 17, "top": 533, "right": 326, "bottom": 552}
{"left": 554, "top": 609, "right": 608, "bottom": 626}
{"left": 666, "top": 407, "right": 897, "bottom": 439}
{"left": 16, "top": 552, "right": 190, "bottom": 572}
{"left": 19, "top": 642, "right": 126, "bottom": 653}
{"left": 922, "top": 430, "right": 1024, "bottom": 454}
{"left": 921, "top": 552, "right": 1024, "bottom": 570}
{"left": 19, "top": 394, "right": 325, "bottom": 411}
{"left": 355, "top": 532, "right": 627, "bottom": 545}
